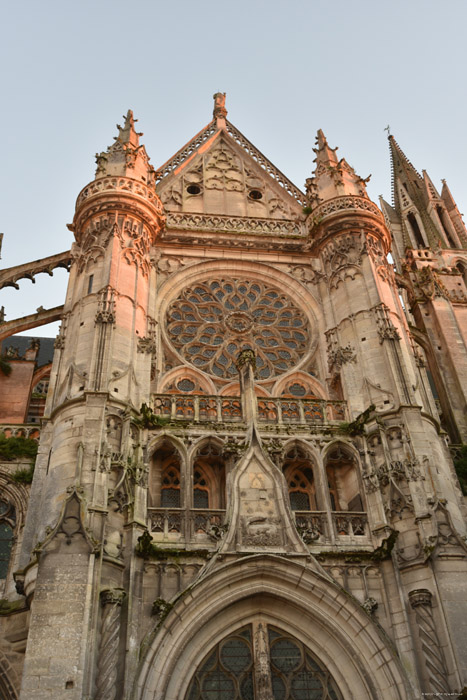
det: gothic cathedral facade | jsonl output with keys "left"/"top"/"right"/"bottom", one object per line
{"left": 0, "top": 94, "right": 466, "bottom": 699}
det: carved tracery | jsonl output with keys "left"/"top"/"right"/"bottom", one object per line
{"left": 166, "top": 278, "right": 310, "bottom": 380}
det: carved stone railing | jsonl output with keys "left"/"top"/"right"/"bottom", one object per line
{"left": 332, "top": 512, "right": 369, "bottom": 538}
{"left": 293, "top": 511, "right": 328, "bottom": 542}
{"left": 147, "top": 508, "right": 227, "bottom": 543}
{"left": 151, "top": 394, "right": 347, "bottom": 426}
{"left": 310, "top": 195, "right": 384, "bottom": 225}
{"left": 0, "top": 424, "right": 41, "bottom": 440}
{"left": 257, "top": 397, "right": 347, "bottom": 424}
{"left": 152, "top": 395, "right": 243, "bottom": 423}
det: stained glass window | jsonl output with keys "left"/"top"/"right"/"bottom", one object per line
{"left": 186, "top": 627, "right": 254, "bottom": 700}
{"left": 185, "top": 625, "right": 342, "bottom": 700}
{"left": 167, "top": 278, "right": 310, "bottom": 379}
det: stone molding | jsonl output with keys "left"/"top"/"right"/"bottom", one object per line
{"left": 165, "top": 211, "right": 304, "bottom": 236}
{"left": 309, "top": 195, "right": 383, "bottom": 227}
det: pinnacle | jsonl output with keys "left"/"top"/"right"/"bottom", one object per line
{"left": 115, "top": 109, "right": 143, "bottom": 149}
{"left": 312, "top": 129, "right": 339, "bottom": 165}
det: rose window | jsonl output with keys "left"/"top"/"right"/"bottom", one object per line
{"left": 166, "top": 278, "right": 310, "bottom": 379}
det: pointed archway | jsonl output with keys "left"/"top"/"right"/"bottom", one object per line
{"left": 134, "top": 555, "right": 413, "bottom": 700}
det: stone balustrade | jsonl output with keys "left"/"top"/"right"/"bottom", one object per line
{"left": 148, "top": 508, "right": 227, "bottom": 543}
{"left": 147, "top": 507, "right": 369, "bottom": 545}
{"left": 151, "top": 394, "right": 347, "bottom": 426}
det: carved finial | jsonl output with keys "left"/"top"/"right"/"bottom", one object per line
{"left": 213, "top": 92, "right": 227, "bottom": 121}
{"left": 384, "top": 124, "right": 391, "bottom": 137}
{"left": 116, "top": 109, "right": 143, "bottom": 149}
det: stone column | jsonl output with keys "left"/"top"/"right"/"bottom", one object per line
{"left": 95, "top": 588, "right": 126, "bottom": 700}
{"left": 409, "top": 589, "right": 450, "bottom": 695}
{"left": 253, "top": 622, "right": 273, "bottom": 700}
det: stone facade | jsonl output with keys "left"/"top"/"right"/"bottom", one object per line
{"left": 0, "top": 95, "right": 466, "bottom": 699}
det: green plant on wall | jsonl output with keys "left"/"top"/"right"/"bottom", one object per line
{"left": 0, "top": 357, "right": 12, "bottom": 376}
{"left": 0, "top": 435, "right": 38, "bottom": 461}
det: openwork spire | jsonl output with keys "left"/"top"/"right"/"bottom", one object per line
{"left": 388, "top": 134, "right": 441, "bottom": 246}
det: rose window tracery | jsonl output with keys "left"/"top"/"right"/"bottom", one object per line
{"left": 166, "top": 278, "right": 310, "bottom": 380}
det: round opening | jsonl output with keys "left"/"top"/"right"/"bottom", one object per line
{"left": 249, "top": 189, "right": 263, "bottom": 200}
{"left": 187, "top": 184, "right": 201, "bottom": 195}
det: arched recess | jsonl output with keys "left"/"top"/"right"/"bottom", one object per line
{"left": 281, "top": 443, "right": 319, "bottom": 511}
{"left": 324, "top": 443, "right": 364, "bottom": 512}
{"left": 148, "top": 437, "right": 185, "bottom": 508}
{"left": 272, "top": 371, "right": 327, "bottom": 399}
{"left": 158, "top": 366, "right": 216, "bottom": 395}
{"left": 135, "top": 555, "right": 412, "bottom": 700}
{"left": 191, "top": 439, "right": 226, "bottom": 510}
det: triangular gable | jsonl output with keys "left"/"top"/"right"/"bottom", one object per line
{"left": 156, "top": 119, "right": 306, "bottom": 222}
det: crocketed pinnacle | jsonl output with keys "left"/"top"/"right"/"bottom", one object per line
{"left": 305, "top": 130, "right": 371, "bottom": 209}
{"left": 116, "top": 110, "right": 143, "bottom": 149}
{"left": 94, "top": 110, "right": 156, "bottom": 185}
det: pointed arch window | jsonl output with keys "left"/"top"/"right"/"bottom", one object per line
{"left": 325, "top": 447, "right": 363, "bottom": 512}
{"left": 436, "top": 206, "right": 456, "bottom": 248}
{"left": 406, "top": 212, "right": 425, "bottom": 248}
{"left": 150, "top": 441, "right": 182, "bottom": 508}
{"left": 193, "top": 442, "right": 226, "bottom": 510}
{"left": 282, "top": 446, "right": 317, "bottom": 512}
{"left": 0, "top": 500, "right": 16, "bottom": 579}
{"left": 185, "top": 624, "right": 342, "bottom": 699}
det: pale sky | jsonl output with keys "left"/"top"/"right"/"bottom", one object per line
{"left": 1, "top": 0, "right": 466, "bottom": 337}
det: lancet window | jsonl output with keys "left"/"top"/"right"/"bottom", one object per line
{"left": 282, "top": 446, "right": 317, "bottom": 512}
{"left": 325, "top": 447, "right": 363, "bottom": 512}
{"left": 185, "top": 624, "right": 342, "bottom": 700}
{"left": 0, "top": 500, "right": 16, "bottom": 580}
{"left": 150, "top": 441, "right": 182, "bottom": 508}
{"left": 193, "top": 442, "right": 226, "bottom": 509}
{"left": 406, "top": 212, "right": 425, "bottom": 248}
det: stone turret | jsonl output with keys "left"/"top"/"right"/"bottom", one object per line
{"left": 17, "top": 113, "right": 165, "bottom": 699}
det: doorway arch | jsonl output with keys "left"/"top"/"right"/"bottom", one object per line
{"left": 135, "top": 555, "right": 413, "bottom": 699}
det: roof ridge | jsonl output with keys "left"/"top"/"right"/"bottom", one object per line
{"left": 156, "top": 120, "right": 218, "bottom": 182}
{"left": 225, "top": 120, "right": 305, "bottom": 205}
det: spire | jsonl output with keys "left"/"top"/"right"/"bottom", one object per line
{"left": 305, "top": 130, "right": 371, "bottom": 209}
{"left": 388, "top": 135, "right": 442, "bottom": 247}
{"left": 94, "top": 110, "right": 156, "bottom": 185}
{"left": 213, "top": 92, "right": 227, "bottom": 128}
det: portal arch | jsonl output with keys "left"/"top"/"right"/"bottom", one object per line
{"left": 135, "top": 555, "right": 412, "bottom": 699}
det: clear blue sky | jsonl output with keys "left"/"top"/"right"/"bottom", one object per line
{"left": 1, "top": 0, "right": 466, "bottom": 336}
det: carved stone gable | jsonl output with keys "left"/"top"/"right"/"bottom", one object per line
{"left": 157, "top": 134, "right": 303, "bottom": 220}
{"left": 219, "top": 438, "right": 309, "bottom": 555}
